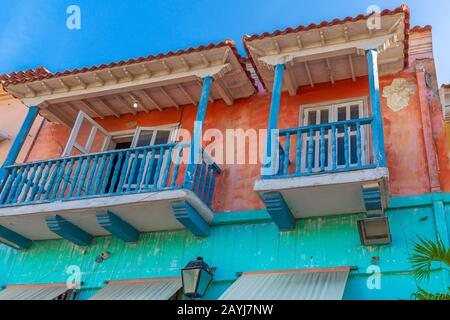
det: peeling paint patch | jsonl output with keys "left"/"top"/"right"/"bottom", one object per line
{"left": 383, "top": 78, "right": 416, "bottom": 112}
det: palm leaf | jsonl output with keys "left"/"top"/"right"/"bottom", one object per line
{"left": 409, "top": 237, "right": 450, "bottom": 283}
{"left": 412, "top": 287, "right": 450, "bottom": 300}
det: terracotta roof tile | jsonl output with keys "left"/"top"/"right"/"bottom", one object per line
{"left": 243, "top": 5, "right": 411, "bottom": 90}
{"left": 411, "top": 25, "right": 432, "bottom": 33}
{"left": 0, "top": 40, "right": 258, "bottom": 90}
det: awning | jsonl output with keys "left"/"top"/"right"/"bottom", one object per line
{"left": 90, "top": 277, "right": 182, "bottom": 300}
{"left": 219, "top": 267, "right": 350, "bottom": 300}
{"left": 0, "top": 283, "right": 70, "bottom": 300}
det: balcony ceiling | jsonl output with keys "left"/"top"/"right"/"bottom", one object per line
{"left": 243, "top": 5, "right": 409, "bottom": 94}
{"left": 1, "top": 41, "right": 256, "bottom": 127}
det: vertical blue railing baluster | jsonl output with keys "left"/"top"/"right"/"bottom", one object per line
{"left": 12, "top": 165, "right": 29, "bottom": 204}
{"left": 196, "top": 161, "right": 207, "bottom": 195}
{"left": 61, "top": 158, "right": 75, "bottom": 198}
{"left": 161, "top": 147, "right": 173, "bottom": 188}
{"left": 68, "top": 158, "right": 84, "bottom": 198}
{"left": 93, "top": 154, "right": 107, "bottom": 195}
{"left": 307, "top": 128, "right": 314, "bottom": 174}
{"left": 332, "top": 124, "right": 337, "bottom": 171}
{"left": 1, "top": 168, "right": 17, "bottom": 204}
{"left": 284, "top": 133, "right": 290, "bottom": 175}
{"left": 101, "top": 153, "right": 115, "bottom": 194}
{"left": 126, "top": 150, "right": 139, "bottom": 192}
{"left": 37, "top": 162, "right": 53, "bottom": 201}
{"left": 109, "top": 152, "right": 123, "bottom": 194}
{"left": 344, "top": 123, "right": 349, "bottom": 169}
{"left": 76, "top": 157, "right": 91, "bottom": 197}
{"left": 144, "top": 149, "right": 156, "bottom": 190}
{"left": 20, "top": 163, "right": 38, "bottom": 203}
{"left": 296, "top": 130, "right": 302, "bottom": 175}
{"left": 152, "top": 148, "right": 164, "bottom": 190}
{"left": 85, "top": 155, "right": 99, "bottom": 195}
{"left": 50, "top": 159, "right": 67, "bottom": 200}
{"left": 29, "top": 162, "right": 45, "bottom": 202}
{"left": 320, "top": 127, "right": 326, "bottom": 172}
{"left": 356, "top": 122, "right": 362, "bottom": 167}
{"left": 171, "top": 147, "right": 183, "bottom": 187}
{"left": 207, "top": 168, "right": 217, "bottom": 208}
{"left": 192, "top": 164, "right": 201, "bottom": 193}
{"left": 202, "top": 165, "right": 212, "bottom": 201}
{"left": 136, "top": 149, "right": 148, "bottom": 191}
{"left": 117, "top": 150, "right": 131, "bottom": 192}
{"left": 44, "top": 161, "right": 61, "bottom": 200}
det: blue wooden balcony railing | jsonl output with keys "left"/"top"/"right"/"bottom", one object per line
{"left": 0, "top": 143, "right": 221, "bottom": 209}
{"left": 268, "top": 117, "right": 376, "bottom": 179}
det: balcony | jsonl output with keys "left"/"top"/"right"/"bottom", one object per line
{"left": 254, "top": 118, "right": 389, "bottom": 230}
{"left": 0, "top": 143, "right": 221, "bottom": 248}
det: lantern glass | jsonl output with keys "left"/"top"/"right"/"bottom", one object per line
{"left": 181, "top": 268, "right": 201, "bottom": 297}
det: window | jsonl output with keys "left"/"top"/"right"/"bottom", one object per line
{"left": 62, "top": 111, "right": 112, "bottom": 156}
{"left": 123, "top": 125, "right": 179, "bottom": 189}
{"left": 301, "top": 100, "right": 368, "bottom": 172}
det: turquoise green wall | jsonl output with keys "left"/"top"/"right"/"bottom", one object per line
{"left": 0, "top": 194, "right": 448, "bottom": 300}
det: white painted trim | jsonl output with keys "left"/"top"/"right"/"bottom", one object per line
{"left": 258, "top": 34, "right": 398, "bottom": 66}
{"left": 0, "top": 189, "right": 214, "bottom": 223}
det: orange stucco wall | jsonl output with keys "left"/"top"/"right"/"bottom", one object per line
{"left": 26, "top": 70, "right": 450, "bottom": 212}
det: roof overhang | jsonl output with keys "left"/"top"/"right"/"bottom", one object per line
{"left": 1, "top": 41, "right": 256, "bottom": 127}
{"left": 441, "top": 85, "right": 450, "bottom": 121}
{"left": 243, "top": 5, "right": 410, "bottom": 93}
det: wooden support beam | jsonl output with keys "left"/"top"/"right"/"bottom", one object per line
{"left": 179, "top": 57, "right": 190, "bottom": 71}
{"left": 304, "top": 62, "right": 314, "bottom": 87}
{"left": 273, "top": 39, "right": 281, "bottom": 54}
{"left": 296, "top": 35, "right": 303, "bottom": 49}
{"left": 0, "top": 225, "right": 32, "bottom": 250}
{"left": 172, "top": 201, "right": 209, "bottom": 237}
{"left": 24, "top": 84, "right": 37, "bottom": 96}
{"left": 78, "top": 99, "right": 105, "bottom": 119}
{"left": 95, "top": 98, "right": 120, "bottom": 117}
{"left": 161, "top": 60, "right": 172, "bottom": 74}
{"left": 75, "top": 76, "right": 87, "bottom": 89}
{"left": 247, "top": 45, "right": 266, "bottom": 56}
{"left": 46, "top": 104, "right": 73, "bottom": 127}
{"left": 343, "top": 27, "right": 350, "bottom": 42}
{"left": 348, "top": 55, "right": 356, "bottom": 82}
{"left": 115, "top": 95, "right": 137, "bottom": 115}
{"left": 283, "top": 66, "right": 298, "bottom": 96}
{"left": 96, "top": 211, "right": 139, "bottom": 243}
{"left": 122, "top": 67, "right": 134, "bottom": 81}
{"left": 319, "top": 31, "right": 326, "bottom": 46}
{"left": 93, "top": 72, "right": 105, "bottom": 86}
{"left": 45, "top": 215, "right": 92, "bottom": 246}
{"left": 40, "top": 81, "right": 53, "bottom": 94}
{"left": 176, "top": 84, "right": 197, "bottom": 106}
{"left": 200, "top": 54, "right": 210, "bottom": 67}
{"left": 213, "top": 78, "right": 234, "bottom": 105}
{"left": 129, "top": 93, "right": 149, "bottom": 113}
{"left": 138, "top": 90, "right": 163, "bottom": 111}
{"left": 160, "top": 87, "right": 179, "bottom": 109}
{"left": 222, "top": 48, "right": 231, "bottom": 64}
{"left": 325, "top": 58, "right": 335, "bottom": 84}
{"left": 107, "top": 70, "right": 119, "bottom": 83}
{"left": 141, "top": 63, "right": 152, "bottom": 77}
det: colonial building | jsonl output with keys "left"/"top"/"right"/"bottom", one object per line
{"left": 0, "top": 5, "right": 448, "bottom": 300}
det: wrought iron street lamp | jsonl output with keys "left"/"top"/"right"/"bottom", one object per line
{"left": 181, "top": 257, "right": 213, "bottom": 299}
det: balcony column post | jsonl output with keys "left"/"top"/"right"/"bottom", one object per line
{"left": 184, "top": 76, "right": 213, "bottom": 189}
{"left": 366, "top": 49, "right": 387, "bottom": 167}
{"left": 0, "top": 106, "right": 39, "bottom": 188}
{"left": 263, "top": 63, "right": 285, "bottom": 175}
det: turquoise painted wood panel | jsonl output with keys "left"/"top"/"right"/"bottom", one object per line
{"left": 0, "top": 202, "right": 446, "bottom": 300}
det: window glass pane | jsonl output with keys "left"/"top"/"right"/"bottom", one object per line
{"left": 350, "top": 135, "right": 357, "bottom": 164}
{"left": 350, "top": 105, "right": 360, "bottom": 119}
{"left": 153, "top": 130, "right": 172, "bottom": 145}
{"left": 136, "top": 131, "right": 154, "bottom": 147}
{"left": 337, "top": 137, "right": 345, "bottom": 166}
{"left": 320, "top": 109, "right": 329, "bottom": 124}
{"left": 307, "top": 111, "right": 317, "bottom": 126}
{"left": 337, "top": 107, "right": 347, "bottom": 122}
{"left": 75, "top": 119, "right": 93, "bottom": 150}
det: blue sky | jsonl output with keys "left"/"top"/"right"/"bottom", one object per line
{"left": 1, "top": 0, "right": 449, "bottom": 85}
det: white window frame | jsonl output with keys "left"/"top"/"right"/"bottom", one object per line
{"left": 299, "top": 98, "right": 369, "bottom": 172}
{"left": 122, "top": 123, "right": 180, "bottom": 189}
{"left": 62, "top": 111, "right": 112, "bottom": 157}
